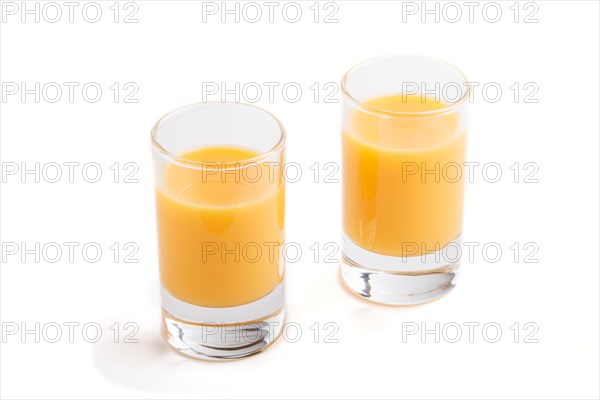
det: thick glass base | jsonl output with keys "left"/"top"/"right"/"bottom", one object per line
{"left": 341, "top": 234, "right": 460, "bottom": 305}
{"left": 161, "top": 283, "right": 285, "bottom": 360}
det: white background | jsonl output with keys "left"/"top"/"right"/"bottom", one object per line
{"left": 1, "top": 1, "right": 599, "bottom": 399}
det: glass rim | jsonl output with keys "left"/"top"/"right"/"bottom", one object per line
{"left": 151, "top": 102, "right": 286, "bottom": 171}
{"left": 340, "top": 55, "right": 471, "bottom": 118}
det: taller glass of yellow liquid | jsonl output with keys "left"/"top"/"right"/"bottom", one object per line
{"left": 341, "top": 56, "right": 470, "bottom": 305}
{"left": 152, "top": 103, "right": 286, "bottom": 359}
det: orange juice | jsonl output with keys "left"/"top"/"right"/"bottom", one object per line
{"left": 155, "top": 146, "right": 284, "bottom": 308}
{"left": 343, "top": 94, "right": 466, "bottom": 256}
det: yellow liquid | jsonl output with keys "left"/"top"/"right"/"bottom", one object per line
{"left": 155, "top": 146, "right": 284, "bottom": 308}
{"left": 343, "top": 94, "right": 466, "bottom": 256}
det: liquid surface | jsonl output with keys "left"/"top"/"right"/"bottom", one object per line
{"left": 343, "top": 94, "right": 466, "bottom": 256}
{"left": 156, "top": 146, "right": 284, "bottom": 308}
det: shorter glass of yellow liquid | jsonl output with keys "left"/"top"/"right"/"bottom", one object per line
{"left": 152, "top": 103, "right": 286, "bottom": 359}
{"left": 341, "top": 56, "right": 470, "bottom": 304}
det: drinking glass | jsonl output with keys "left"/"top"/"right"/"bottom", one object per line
{"left": 340, "top": 55, "right": 470, "bottom": 304}
{"left": 152, "top": 102, "right": 286, "bottom": 359}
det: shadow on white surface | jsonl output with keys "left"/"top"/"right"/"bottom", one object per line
{"left": 92, "top": 327, "right": 183, "bottom": 392}
{"left": 91, "top": 316, "right": 284, "bottom": 394}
